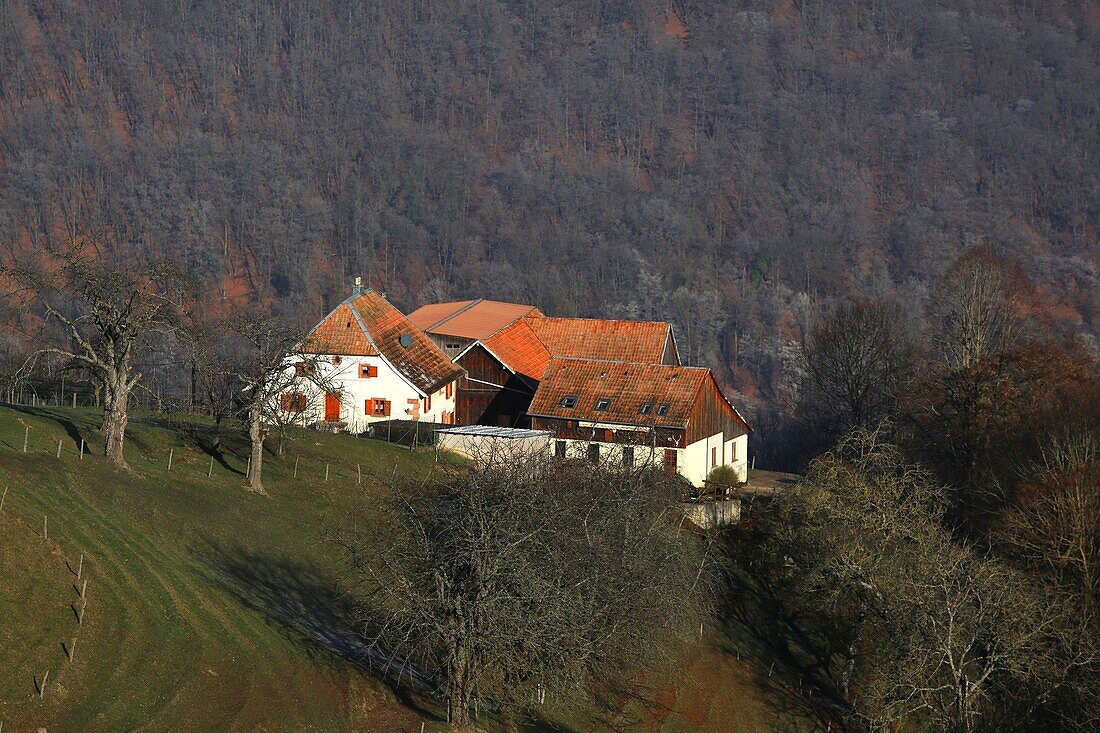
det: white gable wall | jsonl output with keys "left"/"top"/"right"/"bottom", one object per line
{"left": 278, "top": 353, "right": 457, "bottom": 432}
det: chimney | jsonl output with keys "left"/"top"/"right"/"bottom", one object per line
{"left": 352, "top": 276, "right": 363, "bottom": 297}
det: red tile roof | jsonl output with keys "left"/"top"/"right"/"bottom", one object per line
{"left": 481, "top": 319, "right": 551, "bottom": 382}
{"left": 522, "top": 315, "right": 673, "bottom": 364}
{"left": 302, "top": 303, "right": 379, "bottom": 356}
{"left": 302, "top": 290, "right": 463, "bottom": 395}
{"left": 407, "top": 299, "right": 542, "bottom": 340}
{"left": 527, "top": 358, "right": 711, "bottom": 428}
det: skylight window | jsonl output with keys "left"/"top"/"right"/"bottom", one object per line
{"left": 639, "top": 402, "right": 654, "bottom": 415}
{"left": 560, "top": 395, "right": 578, "bottom": 408}
{"left": 594, "top": 398, "right": 611, "bottom": 411}
{"left": 656, "top": 403, "right": 670, "bottom": 416}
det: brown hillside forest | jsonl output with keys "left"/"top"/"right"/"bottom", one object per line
{"left": 0, "top": 2, "right": 1098, "bottom": 729}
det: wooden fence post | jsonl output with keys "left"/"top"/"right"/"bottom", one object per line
{"left": 357, "top": 464, "right": 361, "bottom": 485}
{"left": 56, "top": 439, "right": 62, "bottom": 458}
{"left": 324, "top": 463, "right": 329, "bottom": 482}
{"left": 0, "top": 486, "right": 7, "bottom": 513}
{"left": 67, "top": 637, "right": 77, "bottom": 662}
{"left": 80, "top": 438, "right": 85, "bottom": 459}
{"left": 208, "top": 455, "right": 214, "bottom": 478}
{"left": 293, "top": 456, "right": 299, "bottom": 478}
{"left": 167, "top": 448, "right": 174, "bottom": 472}
{"left": 72, "top": 392, "right": 77, "bottom": 409}
{"left": 43, "top": 515, "right": 47, "bottom": 541}
{"left": 38, "top": 670, "right": 48, "bottom": 699}
{"left": 23, "top": 425, "right": 29, "bottom": 453}
{"left": 77, "top": 553, "right": 83, "bottom": 579}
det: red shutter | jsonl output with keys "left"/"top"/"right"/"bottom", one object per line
{"left": 445, "top": 382, "right": 453, "bottom": 398}
{"left": 424, "top": 394, "right": 432, "bottom": 412}
{"left": 383, "top": 400, "right": 391, "bottom": 416}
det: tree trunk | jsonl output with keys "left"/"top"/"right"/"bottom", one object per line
{"left": 102, "top": 376, "right": 130, "bottom": 469}
{"left": 247, "top": 403, "right": 267, "bottom": 494}
{"left": 447, "top": 654, "right": 472, "bottom": 726}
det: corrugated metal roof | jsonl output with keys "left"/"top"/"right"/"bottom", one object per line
{"left": 407, "top": 299, "right": 542, "bottom": 339}
{"left": 527, "top": 358, "right": 710, "bottom": 428}
{"left": 302, "top": 290, "right": 463, "bottom": 395}
{"left": 437, "top": 425, "right": 551, "bottom": 438}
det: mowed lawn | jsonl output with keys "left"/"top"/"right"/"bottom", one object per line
{"left": 0, "top": 405, "right": 814, "bottom": 733}
{"left": 0, "top": 405, "right": 432, "bottom": 732}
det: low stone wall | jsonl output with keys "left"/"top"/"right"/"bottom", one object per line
{"left": 682, "top": 498, "right": 741, "bottom": 529}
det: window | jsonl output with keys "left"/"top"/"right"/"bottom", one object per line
{"left": 293, "top": 361, "right": 315, "bottom": 376}
{"left": 368, "top": 398, "right": 390, "bottom": 417}
{"left": 424, "top": 394, "right": 432, "bottom": 412}
{"left": 730, "top": 441, "right": 737, "bottom": 461}
{"left": 594, "top": 398, "right": 611, "bottom": 411}
{"left": 639, "top": 402, "right": 654, "bottom": 415}
{"left": 445, "top": 382, "right": 454, "bottom": 399}
{"left": 445, "top": 342, "right": 461, "bottom": 350}
{"left": 359, "top": 363, "right": 378, "bottom": 379}
{"left": 280, "top": 392, "right": 306, "bottom": 413}
{"left": 712, "top": 446, "right": 718, "bottom": 468}
{"left": 587, "top": 443, "right": 600, "bottom": 464}
{"left": 555, "top": 440, "right": 566, "bottom": 459}
{"left": 656, "top": 403, "right": 670, "bottom": 416}
{"left": 331, "top": 355, "right": 343, "bottom": 366}
{"left": 560, "top": 395, "right": 578, "bottom": 408}
{"left": 622, "top": 446, "right": 634, "bottom": 467}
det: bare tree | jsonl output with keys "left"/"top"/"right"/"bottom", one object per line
{"left": 752, "top": 428, "right": 1096, "bottom": 732}
{"left": 933, "top": 247, "right": 1025, "bottom": 369}
{"left": 333, "top": 458, "right": 711, "bottom": 726}
{"left": 795, "top": 299, "right": 912, "bottom": 443}
{"left": 2, "top": 245, "right": 184, "bottom": 468}
{"left": 1001, "top": 427, "right": 1100, "bottom": 604}
{"left": 222, "top": 313, "right": 328, "bottom": 494}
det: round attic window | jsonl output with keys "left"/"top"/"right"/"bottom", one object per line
{"left": 399, "top": 333, "right": 413, "bottom": 348}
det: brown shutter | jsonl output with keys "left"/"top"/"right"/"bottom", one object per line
{"left": 383, "top": 400, "right": 391, "bottom": 417}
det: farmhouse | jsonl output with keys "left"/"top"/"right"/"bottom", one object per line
{"left": 527, "top": 358, "right": 750, "bottom": 486}
{"left": 286, "top": 289, "right": 750, "bottom": 487}
{"left": 284, "top": 283, "right": 463, "bottom": 431}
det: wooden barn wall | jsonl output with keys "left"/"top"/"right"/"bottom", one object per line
{"left": 455, "top": 345, "right": 535, "bottom": 427}
{"left": 530, "top": 417, "right": 683, "bottom": 448}
{"left": 684, "top": 378, "right": 749, "bottom": 445}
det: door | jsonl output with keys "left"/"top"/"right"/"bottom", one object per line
{"left": 324, "top": 391, "right": 341, "bottom": 422}
{"left": 664, "top": 448, "right": 678, "bottom": 475}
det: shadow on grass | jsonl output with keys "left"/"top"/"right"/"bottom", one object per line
{"left": 717, "top": 567, "right": 847, "bottom": 732}
{"left": 7, "top": 405, "right": 88, "bottom": 452}
{"left": 201, "top": 542, "right": 438, "bottom": 721}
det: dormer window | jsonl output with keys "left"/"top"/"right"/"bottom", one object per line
{"left": 560, "top": 395, "right": 578, "bottom": 408}
{"left": 656, "top": 403, "right": 670, "bottom": 416}
{"left": 594, "top": 398, "right": 611, "bottom": 411}
{"left": 639, "top": 402, "right": 654, "bottom": 415}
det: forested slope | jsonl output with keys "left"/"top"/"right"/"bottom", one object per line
{"left": 1, "top": 0, "right": 1097, "bottom": 408}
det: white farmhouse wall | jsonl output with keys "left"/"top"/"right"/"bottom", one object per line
{"left": 278, "top": 354, "right": 456, "bottom": 433}
{"left": 547, "top": 428, "right": 748, "bottom": 488}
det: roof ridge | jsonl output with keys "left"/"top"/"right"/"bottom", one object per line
{"left": 548, "top": 355, "right": 707, "bottom": 370}
{"left": 425, "top": 298, "right": 482, "bottom": 331}
{"left": 530, "top": 314, "right": 672, "bottom": 327}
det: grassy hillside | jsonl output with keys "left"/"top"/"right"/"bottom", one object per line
{"left": 0, "top": 405, "right": 812, "bottom": 732}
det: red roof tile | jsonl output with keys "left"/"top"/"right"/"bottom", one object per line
{"left": 527, "top": 358, "right": 710, "bottom": 428}
{"left": 481, "top": 320, "right": 551, "bottom": 381}
{"left": 407, "top": 299, "right": 542, "bottom": 340}
{"left": 522, "top": 315, "right": 673, "bottom": 364}
{"left": 303, "top": 290, "right": 463, "bottom": 395}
